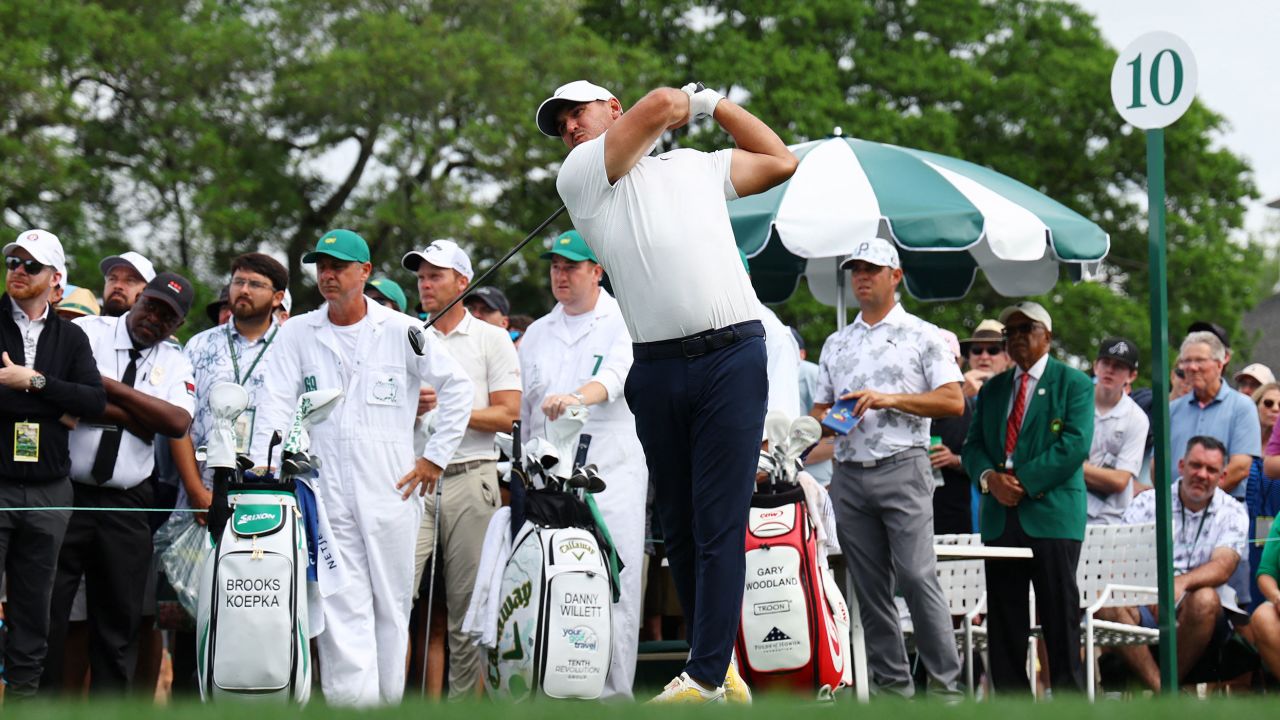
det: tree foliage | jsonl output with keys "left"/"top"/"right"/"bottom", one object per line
{"left": 0, "top": 0, "right": 1264, "bottom": 362}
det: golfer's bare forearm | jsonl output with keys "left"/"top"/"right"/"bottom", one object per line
{"left": 716, "top": 101, "right": 797, "bottom": 195}
{"left": 605, "top": 89, "right": 689, "bottom": 184}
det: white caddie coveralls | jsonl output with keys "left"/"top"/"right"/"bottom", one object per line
{"left": 518, "top": 290, "right": 647, "bottom": 698}
{"left": 253, "top": 297, "right": 472, "bottom": 706}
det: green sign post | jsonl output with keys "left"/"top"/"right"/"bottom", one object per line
{"left": 1111, "top": 31, "right": 1198, "bottom": 693}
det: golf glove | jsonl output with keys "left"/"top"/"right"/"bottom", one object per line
{"left": 681, "top": 82, "right": 724, "bottom": 122}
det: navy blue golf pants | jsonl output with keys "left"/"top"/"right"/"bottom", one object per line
{"left": 624, "top": 332, "right": 767, "bottom": 686}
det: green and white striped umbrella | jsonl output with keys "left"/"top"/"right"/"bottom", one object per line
{"left": 729, "top": 135, "right": 1110, "bottom": 304}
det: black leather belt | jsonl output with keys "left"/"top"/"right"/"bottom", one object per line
{"left": 633, "top": 320, "right": 765, "bottom": 361}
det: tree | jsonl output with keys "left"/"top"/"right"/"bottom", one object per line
{"left": 580, "top": 0, "right": 1262, "bottom": 383}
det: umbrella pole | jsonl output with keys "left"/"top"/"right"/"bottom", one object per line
{"left": 835, "top": 257, "right": 847, "bottom": 329}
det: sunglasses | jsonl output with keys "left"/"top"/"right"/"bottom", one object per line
{"left": 968, "top": 345, "right": 1004, "bottom": 356}
{"left": 1002, "top": 323, "right": 1040, "bottom": 337}
{"left": 1263, "top": 399, "right": 1278, "bottom": 410}
{"left": 4, "top": 256, "right": 47, "bottom": 274}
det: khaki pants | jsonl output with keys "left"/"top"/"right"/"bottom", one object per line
{"left": 413, "top": 459, "right": 499, "bottom": 698}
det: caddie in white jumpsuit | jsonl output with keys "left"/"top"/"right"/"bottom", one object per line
{"left": 253, "top": 229, "right": 472, "bottom": 706}
{"left": 518, "top": 230, "right": 646, "bottom": 698}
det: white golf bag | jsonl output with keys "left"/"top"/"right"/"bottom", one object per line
{"left": 195, "top": 386, "right": 341, "bottom": 703}
{"left": 197, "top": 488, "right": 310, "bottom": 702}
{"left": 488, "top": 409, "right": 614, "bottom": 700}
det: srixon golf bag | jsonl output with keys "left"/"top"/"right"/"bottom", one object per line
{"left": 735, "top": 486, "right": 852, "bottom": 698}
{"left": 193, "top": 384, "right": 341, "bottom": 703}
{"left": 196, "top": 481, "right": 310, "bottom": 702}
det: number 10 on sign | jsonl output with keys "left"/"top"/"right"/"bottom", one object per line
{"left": 1111, "top": 31, "right": 1198, "bottom": 129}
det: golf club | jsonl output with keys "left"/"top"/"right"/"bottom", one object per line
{"left": 783, "top": 416, "right": 822, "bottom": 484}
{"left": 419, "top": 461, "right": 445, "bottom": 697}
{"left": 264, "top": 430, "right": 283, "bottom": 481}
{"left": 764, "top": 410, "right": 790, "bottom": 491}
{"left": 420, "top": 205, "right": 567, "bottom": 335}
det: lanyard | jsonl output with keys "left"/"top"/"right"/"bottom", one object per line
{"left": 226, "top": 324, "right": 278, "bottom": 385}
{"left": 1178, "top": 489, "right": 1211, "bottom": 565}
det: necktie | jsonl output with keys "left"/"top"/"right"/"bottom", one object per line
{"left": 1004, "top": 371, "right": 1030, "bottom": 462}
{"left": 92, "top": 349, "right": 142, "bottom": 484}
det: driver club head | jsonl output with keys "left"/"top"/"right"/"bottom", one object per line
{"left": 407, "top": 325, "right": 427, "bottom": 356}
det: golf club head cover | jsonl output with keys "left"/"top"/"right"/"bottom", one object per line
{"left": 680, "top": 82, "right": 723, "bottom": 121}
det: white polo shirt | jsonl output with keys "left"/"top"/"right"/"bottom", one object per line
{"left": 556, "top": 133, "right": 758, "bottom": 342}
{"left": 70, "top": 314, "right": 196, "bottom": 490}
{"left": 1086, "top": 393, "right": 1150, "bottom": 525}
{"left": 428, "top": 311, "right": 521, "bottom": 463}
{"left": 815, "top": 303, "right": 962, "bottom": 462}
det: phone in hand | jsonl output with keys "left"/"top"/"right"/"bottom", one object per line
{"left": 821, "top": 396, "right": 861, "bottom": 436}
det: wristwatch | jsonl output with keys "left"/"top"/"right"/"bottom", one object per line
{"left": 29, "top": 373, "right": 46, "bottom": 391}
{"left": 570, "top": 392, "right": 586, "bottom": 406}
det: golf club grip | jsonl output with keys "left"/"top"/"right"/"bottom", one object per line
{"left": 574, "top": 433, "right": 592, "bottom": 471}
{"left": 510, "top": 420, "right": 522, "bottom": 467}
{"left": 423, "top": 205, "right": 568, "bottom": 330}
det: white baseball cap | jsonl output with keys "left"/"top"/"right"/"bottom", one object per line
{"left": 535, "top": 80, "right": 616, "bottom": 137}
{"left": 99, "top": 250, "right": 156, "bottom": 283}
{"left": 401, "top": 239, "right": 474, "bottom": 281}
{"left": 3, "top": 229, "right": 66, "bottom": 282}
{"left": 838, "top": 237, "right": 901, "bottom": 271}
{"left": 281, "top": 288, "right": 293, "bottom": 313}
{"left": 1235, "top": 363, "right": 1276, "bottom": 387}
{"left": 999, "top": 301, "right": 1053, "bottom": 333}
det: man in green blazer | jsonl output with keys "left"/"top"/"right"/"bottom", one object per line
{"left": 962, "top": 301, "right": 1094, "bottom": 693}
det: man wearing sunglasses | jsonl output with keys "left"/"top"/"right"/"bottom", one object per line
{"left": 0, "top": 230, "right": 106, "bottom": 700}
{"left": 960, "top": 319, "right": 1011, "bottom": 398}
{"left": 45, "top": 273, "right": 196, "bottom": 695}
{"left": 1085, "top": 337, "right": 1149, "bottom": 526}
{"left": 962, "top": 300, "right": 1094, "bottom": 694}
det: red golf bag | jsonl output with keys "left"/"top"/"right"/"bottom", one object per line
{"left": 735, "top": 487, "right": 851, "bottom": 697}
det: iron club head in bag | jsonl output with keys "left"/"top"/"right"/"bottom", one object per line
{"left": 264, "top": 430, "right": 283, "bottom": 479}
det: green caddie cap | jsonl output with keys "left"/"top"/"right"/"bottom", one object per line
{"left": 541, "top": 230, "right": 598, "bottom": 263}
{"left": 366, "top": 276, "right": 408, "bottom": 312}
{"left": 303, "top": 229, "right": 370, "bottom": 264}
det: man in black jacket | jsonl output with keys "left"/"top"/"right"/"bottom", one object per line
{"left": 0, "top": 229, "right": 106, "bottom": 699}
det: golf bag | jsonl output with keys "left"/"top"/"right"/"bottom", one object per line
{"left": 197, "top": 482, "right": 310, "bottom": 702}
{"left": 488, "top": 488, "right": 615, "bottom": 700}
{"left": 735, "top": 486, "right": 851, "bottom": 697}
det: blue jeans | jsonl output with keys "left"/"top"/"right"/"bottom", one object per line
{"left": 625, "top": 330, "right": 767, "bottom": 686}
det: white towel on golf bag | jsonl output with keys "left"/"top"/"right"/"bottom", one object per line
{"left": 797, "top": 471, "right": 840, "bottom": 558}
{"left": 295, "top": 474, "right": 352, "bottom": 638}
{"left": 462, "top": 506, "right": 512, "bottom": 648}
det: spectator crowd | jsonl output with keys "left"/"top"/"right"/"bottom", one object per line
{"left": 2, "top": 222, "right": 1280, "bottom": 704}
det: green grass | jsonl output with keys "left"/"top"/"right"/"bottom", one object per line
{"left": 5, "top": 695, "right": 1280, "bottom": 720}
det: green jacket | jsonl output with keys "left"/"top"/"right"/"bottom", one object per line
{"left": 962, "top": 355, "right": 1094, "bottom": 541}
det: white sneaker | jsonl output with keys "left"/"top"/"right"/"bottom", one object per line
{"left": 648, "top": 672, "right": 727, "bottom": 704}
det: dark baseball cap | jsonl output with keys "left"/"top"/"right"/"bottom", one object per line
{"left": 464, "top": 286, "right": 510, "bottom": 316}
{"left": 141, "top": 272, "right": 195, "bottom": 319}
{"left": 1187, "top": 320, "right": 1229, "bottom": 349}
{"left": 1097, "top": 336, "right": 1139, "bottom": 369}
{"left": 205, "top": 283, "right": 230, "bottom": 325}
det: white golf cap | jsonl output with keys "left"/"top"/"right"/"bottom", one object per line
{"left": 99, "top": 250, "right": 156, "bottom": 283}
{"left": 535, "top": 80, "right": 616, "bottom": 137}
{"left": 999, "top": 301, "right": 1053, "bottom": 333}
{"left": 838, "top": 237, "right": 900, "bottom": 271}
{"left": 3, "top": 229, "right": 66, "bottom": 281}
{"left": 402, "top": 239, "right": 474, "bottom": 281}
{"left": 1235, "top": 363, "right": 1276, "bottom": 387}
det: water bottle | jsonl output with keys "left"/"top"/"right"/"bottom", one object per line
{"left": 929, "top": 435, "right": 946, "bottom": 488}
